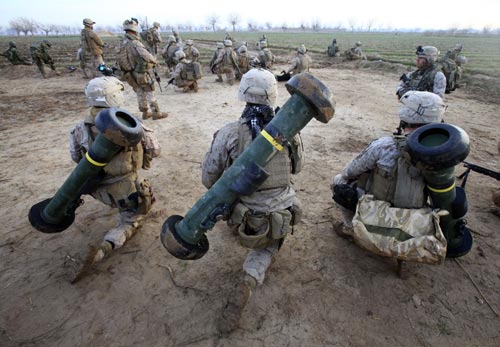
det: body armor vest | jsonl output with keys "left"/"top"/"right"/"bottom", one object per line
{"left": 237, "top": 122, "right": 290, "bottom": 190}
{"left": 408, "top": 66, "right": 438, "bottom": 93}
{"left": 365, "top": 137, "right": 426, "bottom": 209}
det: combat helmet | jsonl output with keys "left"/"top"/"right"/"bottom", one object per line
{"left": 153, "top": 22, "right": 160, "bottom": 28}
{"left": 42, "top": 40, "right": 52, "bottom": 47}
{"left": 355, "top": 41, "right": 362, "bottom": 46}
{"left": 223, "top": 39, "right": 232, "bottom": 47}
{"left": 416, "top": 46, "right": 439, "bottom": 63}
{"left": 123, "top": 18, "right": 138, "bottom": 32}
{"left": 398, "top": 91, "right": 446, "bottom": 125}
{"left": 9, "top": 41, "right": 16, "bottom": 48}
{"left": 297, "top": 44, "right": 307, "bottom": 54}
{"left": 83, "top": 18, "right": 95, "bottom": 26}
{"left": 175, "top": 50, "right": 186, "bottom": 60}
{"left": 238, "top": 68, "right": 277, "bottom": 106}
{"left": 166, "top": 35, "right": 176, "bottom": 43}
{"left": 259, "top": 41, "right": 267, "bottom": 48}
{"left": 185, "top": 39, "right": 193, "bottom": 46}
{"left": 85, "top": 76, "right": 125, "bottom": 108}
{"left": 216, "top": 42, "right": 224, "bottom": 49}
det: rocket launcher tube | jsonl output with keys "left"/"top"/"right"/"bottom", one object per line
{"left": 161, "top": 73, "right": 335, "bottom": 260}
{"left": 29, "top": 108, "right": 144, "bottom": 233}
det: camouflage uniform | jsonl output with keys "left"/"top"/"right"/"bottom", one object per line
{"left": 183, "top": 40, "right": 200, "bottom": 62}
{"left": 161, "top": 35, "right": 182, "bottom": 73}
{"left": 397, "top": 46, "right": 446, "bottom": 99}
{"left": 285, "top": 45, "right": 310, "bottom": 75}
{"left": 80, "top": 20, "right": 105, "bottom": 79}
{"left": 209, "top": 43, "right": 224, "bottom": 76}
{"left": 1, "top": 42, "right": 31, "bottom": 65}
{"left": 257, "top": 43, "right": 274, "bottom": 69}
{"left": 30, "top": 40, "right": 57, "bottom": 78}
{"left": 327, "top": 39, "right": 340, "bottom": 57}
{"left": 118, "top": 22, "right": 167, "bottom": 120}
{"left": 236, "top": 44, "right": 249, "bottom": 77}
{"left": 213, "top": 40, "right": 239, "bottom": 85}
{"left": 145, "top": 22, "right": 162, "bottom": 55}
{"left": 172, "top": 54, "right": 199, "bottom": 93}
{"left": 345, "top": 42, "right": 366, "bottom": 61}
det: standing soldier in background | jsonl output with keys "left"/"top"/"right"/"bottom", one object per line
{"left": 257, "top": 40, "right": 274, "bottom": 69}
{"left": 236, "top": 42, "right": 250, "bottom": 78}
{"left": 285, "top": 45, "right": 311, "bottom": 76}
{"left": 183, "top": 39, "right": 200, "bottom": 62}
{"left": 80, "top": 18, "right": 105, "bottom": 79}
{"left": 396, "top": 46, "right": 446, "bottom": 99}
{"left": 66, "top": 76, "right": 161, "bottom": 282}
{"left": 30, "top": 40, "right": 59, "bottom": 78}
{"left": 117, "top": 18, "right": 168, "bottom": 120}
{"left": 201, "top": 68, "right": 304, "bottom": 334}
{"left": 209, "top": 42, "right": 224, "bottom": 78}
{"left": 142, "top": 21, "right": 162, "bottom": 55}
{"left": 0, "top": 41, "right": 32, "bottom": 65}
{"left": 213, "top": 39, "right": 239, "bottom": 85}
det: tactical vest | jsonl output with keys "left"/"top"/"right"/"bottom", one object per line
{"left": 87, "top": 123, "right": 143, "bottom": 177}
{"left": 237, "top": 122, "right": 290, "bottom": 190}
{"left": 364, "top": 136, "right": 426, "bottom": 209}
{"left": 118, "top": 39, "right": 139, "bottom": 72}
{"left": 223, "top": 48, "right": 235, "bottom": 66}
{"left": 295, "top": 55, "right": 309, "bottom": 74}
{"left": 407, "top": 66, "right": 438, "bottom": 93}
{"left": 238, "top": 54, "right": 249, "bottom": 71}
{"left": 180, "top": 61, "right": 202, "bottom": 81}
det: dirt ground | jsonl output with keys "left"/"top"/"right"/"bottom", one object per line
{"left": 0, "top": 58, "right": 499, "bottom": 347}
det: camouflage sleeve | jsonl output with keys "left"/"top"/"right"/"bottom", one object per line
{"left": 213, "top": 50, "right": 224, "bottom": 65}
{"left": 69, "top": 121, "right": 90, "bottom": 164}
{"left": 396, "top": 72, "right": 411, "bottom": 97}
{"left": 286, "top": 58, "right": 298, "bottom": 74}
{"left": 141, "top": 124, "right": 161, "bottom": 170}
{"left": 134, "top": 41, "right": 157, "bottom": 64}
{"left": 91, "top": 31, "right": 104, "bottom": 47}
{"left": 340, "top": 137, "right": 398, "bottom": 180}
{"left": 153, "top": 30, "right": 162, "bottom": 43}
{"left": 173, "top": 63, "right": 182, "bottom": 79}
{"left": 201, "top": 122, "right": 239, "bottom": 189}
{"left": 433, "top": 71, "right": 446, "bottom": 99}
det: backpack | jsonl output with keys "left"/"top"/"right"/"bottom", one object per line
{"left": 438, "top": 58, "right": 458, "bottom": 93}
{"left": 181, "top": 61, "right": 202, "bottom": 81}
{"left": 140, "top": 29, "right": 154, "bottom": 45}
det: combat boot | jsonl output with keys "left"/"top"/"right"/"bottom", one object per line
{"left": 332, "top": 220, "right": 353, "bottom": 240}
{"left": 142, "top": 110, "right": 153, "bottom": 120}
{"left": 217, "top": 274, "right": 257, "bottom": 335}
{"left": 151, "top": 102, "right": 168, "bottom": 120}
{"left": 64, "top": 240, "right": 113, "bottom": 284}
{"left": 215, "top": 77, "right": 223, "bottom": 83}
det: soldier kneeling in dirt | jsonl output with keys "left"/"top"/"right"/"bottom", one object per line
{"left": 66, "top": 76, "right": 161, "bottom": 283}
{"left": 171, "top": 50, "right": 202, "bottom": 93}
{"left": 331, "top": 91, "right": 472, "bottom": 266}
{"left": 201, "top": 68, "right": 304, "bottom": 334}
{"left": 344, "top": 41, "right": 366, "bottom": 61}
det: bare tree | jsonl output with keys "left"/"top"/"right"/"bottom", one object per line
{"left": 367, "top": 18, "right": 376, "bottom": 32}
{"left": 38, "top": 23, "right": 52, "bottom": 36}
{"left": 281, "top": 22, "right": 288, "bottom": 32}
{"left": 348, "top": 18, "right": 356, "bottom": 32}
{"left": 207, "top": 14, "right": 219, "bottom": 32}
{"left": 311, "top": 19, "right": 321, "bottom": 32}
{"left": 300, "top": 22, "right": 307, "bottom": 32}
{"left": 228, "top": 13, "right": 240, "bottom": 32}
{"left": 265, "top": 22, "right": 272, "bottom": 30}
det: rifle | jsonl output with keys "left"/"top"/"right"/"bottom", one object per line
{"left": 458, "top": 161, "right": 500, "bottom": 188}
{"left": 152, "top": 66, "right": 162, "bottom": 92}
{"left": 165, "top": 77, "right": 175, "bottom": 89}
{"left": 97, "top": 63, "right": 117, "bottom": 77}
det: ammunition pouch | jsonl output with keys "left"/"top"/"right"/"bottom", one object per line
{"left": 135, "top": 178, "right": 154, "bottom": 215}
{"left": 231, "top": 203, "right": 293, "bottom": 249}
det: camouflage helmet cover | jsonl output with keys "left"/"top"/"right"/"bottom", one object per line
{"left": 9, "top": 41, "right": 16, "bottom": 47}
{"left": 223, "top": 39, "right": 232, "bottom": 47}
{"left": 175, "top": 50, "right": 186, "bottom": 60}
{"left": 238, "top": 68, "right": 278, "bottom": 106}
{"left": 83, "top": 18, "right": 95, "bottom": 26}
{"left": 416, "top": 45, "right": 439, "bottom": 63}
{"left": 398, "top": 91, "right": 446, "bottom": 125}
{"left": 166, "top": 35, "right": 176, "bottom": 43}
{"left": 153, "top": 21, "right": 160, "bottom": 28}
{"left": 123, "top": 18, "right": 138, "bottom": 32}
{"left": 216, "top": 42, "right": 224, "bottom": 49}
{"left": 355, "top": 41, "right": 362, "bottom": 46}
{"left": 297, "top": 44, "right": 307, "bottom": 54}
{"left": 42, "top": 40, "right": 51, "bottom": 47}
{"left": 259, "top": 40, "right": 267, "bottom": 48}
{"left": 85, "top": 76, "right": 125, "bottom": 108}
{"left": 185, "top": 39, "right": 193, "bottom": 45}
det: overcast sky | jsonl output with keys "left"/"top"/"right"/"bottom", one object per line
{"left": 1, "top": 0, "right": 499, "bottom": 31}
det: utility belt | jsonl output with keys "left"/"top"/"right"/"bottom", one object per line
{"left": 229, "top": 202, "right": 302, "bottom": 249}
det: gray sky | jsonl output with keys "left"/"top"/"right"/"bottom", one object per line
{"left": 1, "top": 0, "right": 499, "bottom": 31}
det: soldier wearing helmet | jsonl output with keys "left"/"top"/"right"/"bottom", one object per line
{"left": 29, "top": 40, "right": 58, "bottom": 78}
{"left": 344, "top": 41, "right": 366, "bottom": 61}
{"left": 67, "top": 76, "right": 161, "bottom": 281}
{"left": 327, "top": 38, "right": 340, "bottom": 57}
{"left": 0, "top": 41, "right": 32, "bottom": 65}
{"left": 141, "top": 21, "right": 162, "bottom": 55}
{"left": 285, "top": 44, "right": 311, "bottom": 76}
{"left": 396, "top": 45, "right": 446, "bottom": 99}
{"left": 118, "top": 18, "right": 168, "bottom": 120}
{"left": 257, "top": 40, "right": 274, "bottom": 68}
{"left": 236, "top": 42, "right": 250, "bottom": 77}
{"left": 212, "top": 39, "right": 239, "bottom": 84}
{"left": 209, "top": 42, "right": 224, "bottom": 76}
{"left": 172, "top": 50, "right": 202, "bottom": 92}
{"left": 80, "top": 18, "right": 105, "bottom": 79}
{"left": 183, "top": 39, "right": 200, "bottom": 62}
{"left": 331, "top": 91, "right": 448, "bottom": 238}
{"left": 161, "top": 34, "right": 182, "bottom": 73}
{"left": 201, "top": 68, "right": 304, "bottom": 334}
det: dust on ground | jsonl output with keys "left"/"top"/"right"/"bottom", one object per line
{"left": 0, "top": 60, "right": 499, "bottom": 347}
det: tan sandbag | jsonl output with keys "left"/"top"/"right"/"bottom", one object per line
{"left": 352, "top": 195, "right": 447, "bottom": 264}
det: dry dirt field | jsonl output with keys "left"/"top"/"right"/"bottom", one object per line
{"left": 0, "top": 57, "right": 499, "bottom": 347}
